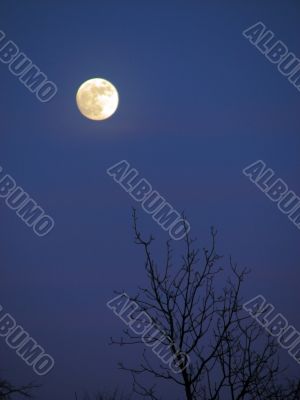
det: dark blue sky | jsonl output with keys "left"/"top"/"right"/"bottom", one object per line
{"left": 0, "top": 1, "right": 300, "bottom": 398}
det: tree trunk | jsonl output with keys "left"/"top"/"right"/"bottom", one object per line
{"left": 184, "top": 383, "right": 193, "bottom": 400}
{"left": 182, "top": 370, "right": 193, "bottom": 400}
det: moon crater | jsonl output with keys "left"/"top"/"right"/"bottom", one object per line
{"left": 76, "top": 78, "right": 119, "bottom": 121}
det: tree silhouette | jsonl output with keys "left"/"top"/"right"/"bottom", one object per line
{"left": 110, "top": 210, "right": 300, "bottom": 400}
{"left": 0, "top": 377, "right": 37, "bottom": 399}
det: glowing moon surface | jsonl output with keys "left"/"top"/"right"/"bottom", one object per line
{"left": 76, "top": 78, "right": 119, "bottom": 121}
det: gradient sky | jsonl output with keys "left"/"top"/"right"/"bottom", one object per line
{"left": 0, "top": 1, "right": 300, "bottom": 399}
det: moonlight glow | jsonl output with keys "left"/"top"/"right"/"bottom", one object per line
{"left": 76, "top": 78, "right": 119, "bottom": 121}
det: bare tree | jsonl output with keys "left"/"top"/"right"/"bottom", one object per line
{"left": 0, "top": 377, "right": 37, "bottom": 399}
{"left": 110, "top": 210, "right": 300, "bottom": 400}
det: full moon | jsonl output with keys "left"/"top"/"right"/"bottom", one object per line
{"left": 76, "top": 78, "right": 119, "bottom": 121}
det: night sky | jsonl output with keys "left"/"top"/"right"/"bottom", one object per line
{"left": 1, "top": 1, "right": 300, "bottom": 399}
